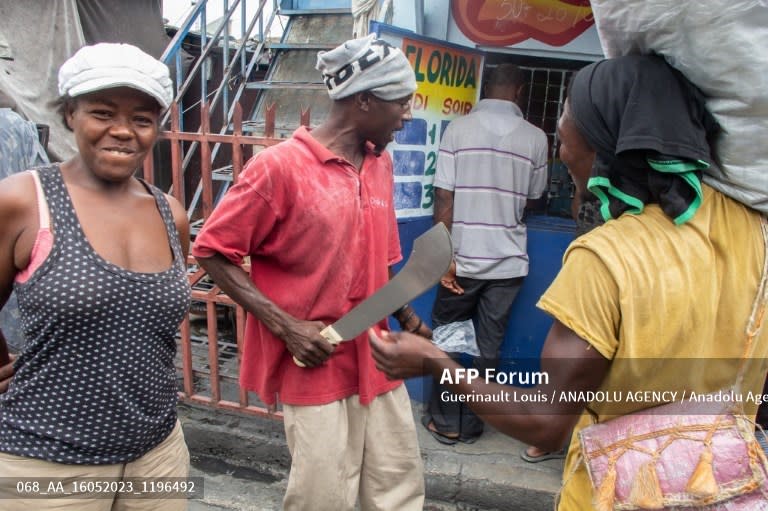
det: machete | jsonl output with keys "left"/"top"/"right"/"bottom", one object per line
{"left": 294, "top": 222, "right": 452, "bottom": 367}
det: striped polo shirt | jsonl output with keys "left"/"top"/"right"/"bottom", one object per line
{"left": 434, "top": 99, "right": 548, "bottom": 279}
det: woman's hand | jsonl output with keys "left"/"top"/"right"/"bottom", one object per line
{"left": 368, "top": 328, "right": 445, "bottom": 380}
{"left": 0, "top": 353, "right": 17, "bottom": 394}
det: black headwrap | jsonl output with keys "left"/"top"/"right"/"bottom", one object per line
{"left": 569, "top": 55, "right": 720, "bottom": 224}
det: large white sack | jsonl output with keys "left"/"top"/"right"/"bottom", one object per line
{"left": 590, "top": 0, "right": 768, "bottom": 213}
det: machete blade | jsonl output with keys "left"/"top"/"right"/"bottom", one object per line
{"left": 327, "top": 222, "right": 453, "bottom": 341}
{"left": 294, "top": 222, "right": 452, "bottom": 366}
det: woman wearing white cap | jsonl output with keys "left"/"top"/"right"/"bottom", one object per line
{"left": 0, "top": 43, "right": 191, "bottom": 510}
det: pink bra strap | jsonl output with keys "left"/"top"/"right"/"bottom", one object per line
{"left": 29, "top": 170, "right": 50, "bottom": 230}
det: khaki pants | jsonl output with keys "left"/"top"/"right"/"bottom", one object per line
{"left": 282, "top": 385, "right": 425, "bottom": 511}
{"left": 0, "top": 421, "right": 189, "bottom": 511}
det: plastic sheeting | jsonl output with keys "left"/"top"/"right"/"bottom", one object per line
{"left": 352, "top": 0, "right": 392, "bottom": 37}
{"left": 432, "top": 320, "right": 480, "bottom": 356}
{"left": 0, "top": 0, "right": 84, "bottom": 161}
{"left": 76, "top": 0, "right": 169, "bottom": 58}
{"left": 0, "top": 0, "right": 172, "bottom": 162}
{"left": 591, "top": 0, "right": 768, "bottom": 213}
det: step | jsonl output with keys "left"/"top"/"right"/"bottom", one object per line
{"left": 179, "top": 400, "right": 562, "bottom": 510}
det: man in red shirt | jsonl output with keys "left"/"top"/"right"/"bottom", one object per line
{"left": 193, "top": 35, "right": 427, "bottom": 511}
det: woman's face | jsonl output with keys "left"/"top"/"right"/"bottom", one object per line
{"left": 66, "top": 87, "right": 160, "bottom": 182}
{"left": 557, "top": 99, "right": 595, "bottom": 193}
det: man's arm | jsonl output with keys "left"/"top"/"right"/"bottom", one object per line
{"left": 196, "top": 253, "right": 334, "bottom": 367}
{"left": 369, "top": 319, "right": 610, "bottom": 451}
{"left": 388, "top": 267, "right": 433, "bottom": 339}
{"left": 433, "top": 186, "right": 454, "bottom": 233}
{"left": 434, "top": 186, "right": 464, "bottom": 295}
{"left": 525, "top": 134, "right": 550, "bottom": 213}
{"left": 525, "top": 197, "right": 545, "bottom": 211}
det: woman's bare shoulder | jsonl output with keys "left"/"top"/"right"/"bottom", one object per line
{"left": 0, "top": 171, "right": 38, "bottom": 219}
{"left": 0, "top": 171, "right": 40, "bottom": 273}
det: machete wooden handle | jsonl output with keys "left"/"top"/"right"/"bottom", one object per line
{"left": 293, "top": 324, "right": 343, "bottom": 368}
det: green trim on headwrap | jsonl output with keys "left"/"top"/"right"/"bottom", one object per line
{"left": 646, "top": 157, "right": 709, "bottom": 173}
{"left": 587, "top": 176, "right": 645, "bottom": 221}
{"left": 568, "top": 55, "right": 720, "bottom": 226}
{"left": 647, "top": 156, "right": 707, "bottom": 225}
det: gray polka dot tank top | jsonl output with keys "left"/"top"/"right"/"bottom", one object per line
{"left": 0, "top": 165, "right": 191, "bottom": 464}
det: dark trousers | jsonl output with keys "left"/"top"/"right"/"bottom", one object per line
{"left": 427, "top": 276, "right": 523, "bottom": 439}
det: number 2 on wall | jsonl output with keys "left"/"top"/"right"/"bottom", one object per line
{"left": 424, "top": 152, "right": 437, "bottom": 176}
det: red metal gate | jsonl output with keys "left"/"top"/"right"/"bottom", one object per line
{"left": 143, "top": 101, "right": 310, "bottom": 419}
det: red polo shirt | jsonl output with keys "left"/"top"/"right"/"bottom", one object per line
{"left": 192, "top": 127, "right": 403, "bottom": 406}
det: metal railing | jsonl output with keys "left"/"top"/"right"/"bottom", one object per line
{"left": 143, "top": 100, "right": 310, "bottom": 418}
{"left": 160, "top": 0, "right": 282, "bottom": 213}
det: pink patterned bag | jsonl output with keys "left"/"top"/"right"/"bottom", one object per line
{"left": 579, "top": 400, "right": 768, "bottom": 510}
{"left": 578, "top": 218, "right": 768, "bottom": 510}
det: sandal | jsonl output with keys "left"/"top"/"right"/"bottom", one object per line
{"left": 520, "top": 446, "right": 566, "bottom": 463}
{"left": 421, "top": 416, "right": 459, "bottom": 445}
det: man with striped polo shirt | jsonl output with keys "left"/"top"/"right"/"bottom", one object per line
{"left": 423, "top": 64, "right": 549, "bottom": 448}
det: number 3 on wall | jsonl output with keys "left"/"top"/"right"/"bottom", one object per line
{"left": 422, "top": 183, "right": 435, "bottom": 209}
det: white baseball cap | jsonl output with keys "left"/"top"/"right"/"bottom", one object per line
{"left": 58, "top": 43, "right": 173, "bottom": 109}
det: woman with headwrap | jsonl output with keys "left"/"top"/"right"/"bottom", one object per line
{"left": 567, "top": 54, "right": 720, "bottom": 227}
{"left": 368, "top": 55, "right": 768, "bottom": 510}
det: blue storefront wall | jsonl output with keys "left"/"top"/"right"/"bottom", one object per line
{"left": 395, "top": 214, "right": 576, "bottom": 402}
